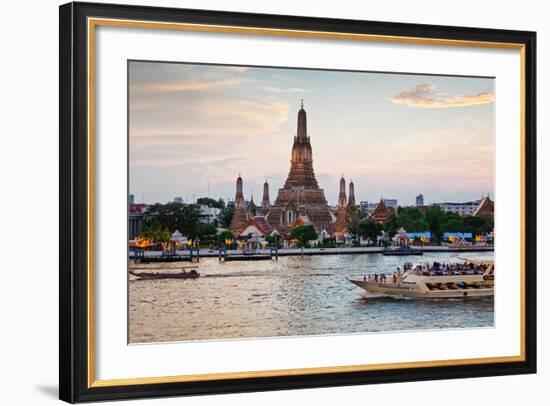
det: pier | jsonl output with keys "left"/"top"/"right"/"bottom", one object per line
{"left": 218, "top": 247, "right": 278, "bottom": 262}
{"left": 131, "top": 247, "right": 200, "bottom": 263}
{"left": 129, "top": 245, "right": 493, "bottom": 262}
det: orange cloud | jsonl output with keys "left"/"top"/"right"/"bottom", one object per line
{"left": 131, "top": 77, "right": 255, "bottom": 94}
{"left": 263, "top": 86, "right": 310, "bottom": 93}
{"left": 391, "top": 84, "right": 494, "bottom": 108}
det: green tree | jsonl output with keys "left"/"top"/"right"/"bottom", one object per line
{"left": 396, "top": 206, "right": 429, "bottom": 231}
{"left": 217, "top": 230, "right": 235, "bottom": 242}
{"left": 288, "top": 225, "right": 318, "bottom": 247}
{"left": 383, "top": 214, "right": 399, "bottom": 237}
{"left": 141, "top": 226, "right": 171, "bottom": 244}
{"left": 424, "top": 206, "right": 446, "bottom": 241}
{"left": 357, "top": 220, "right": 382, "bottom": 244}
{"left": 143, "top": 202, "right": 201, "bottom": 238}
{"left": 197, "top": 223, "right": 218, "bottom": 240}
{"left": 346, "top": 206, "right": 363, "bottom": 238}
{"left": 220, "top": 204, "right": 235, "bottom": 228}
{"left": 463, "top": 215, "right": 492, "bottom": 236}
{"left": 442, "top": 218, "right": 463, "bottom": 232}
{"left": 196, "top": 197, "right": 225, "bottom": 210}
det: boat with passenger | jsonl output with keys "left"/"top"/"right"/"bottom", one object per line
{"left": 348, "top": 255, "right": 494, "bottom": 299}
{"left": 129, "top": 264, "right": 200, "bottom": 280}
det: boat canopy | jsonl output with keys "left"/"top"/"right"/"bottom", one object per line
{"left": 457, "top": 255, "right": 494, "bottom": 265}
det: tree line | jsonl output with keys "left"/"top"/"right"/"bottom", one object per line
{"left": 355, "top": 206, "right": 493, "bottom": 244}
{"left": 140, "top": 199, "right": 235, "bottom": 244}
{"left": 138, "top": 199, "right": 493, "bottom": 246}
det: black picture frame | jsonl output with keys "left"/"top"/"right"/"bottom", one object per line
{"left": 59, "top": 1, "right": 537, "bottom": 403}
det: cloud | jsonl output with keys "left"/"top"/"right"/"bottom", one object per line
{"left": 131, "top": 78, "right": 255, "bottom": 94}
{"left": 391, "top": 84, "right": 494, "bottom": 108}
{"left": 263, "top": 86, "right": 310, "bottom": 93}
{"left": 130, "top": 99, "right": 291, "bottom": 140}
{"left": 222, "top": 66, "right": 251, "bottom": 73}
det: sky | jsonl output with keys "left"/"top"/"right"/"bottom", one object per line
{"left": 129, "top": 61, "right": 495, "bottom": 206}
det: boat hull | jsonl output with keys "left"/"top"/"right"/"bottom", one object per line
{"left": 129, "top": 269, "right": 200, "bottom": 280}
{"left": 348, "top": 278, "right": 493, "bottom": 299}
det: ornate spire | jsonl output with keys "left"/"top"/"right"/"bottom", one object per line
{"left": 334, "top": 176, "right": 348, "bottom": 234}
{"left": 297, "top": 99, "right": 307, "bottom": 139}
{"left": 235, "top": 174, "right": 244, "bottom": 204}
{"left": 230, "top": 174, "right": 248, "bottom": 232}
{"left": 347, "top": 179, "right": 355, "bottom": 208}
{"left": 261, "top": 179, "right": 270, "bottom": 215}
{"left": 247, "top": 192, "right": 257, "bottom": 219}
{"left": 338, "top": 175, "right": 347, "bottom": 208}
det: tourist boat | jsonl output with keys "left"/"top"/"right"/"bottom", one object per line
{"left": 129, "top": 266, "right": 200, "bottom": 280}
{"left": 348, "top": 255, "right": 494, "bottom": 299}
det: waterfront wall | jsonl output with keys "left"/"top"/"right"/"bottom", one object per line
{"left": 130, "top": 245, "right": 494, "bottom": 259}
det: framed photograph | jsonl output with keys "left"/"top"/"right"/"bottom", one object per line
{"left": 59, "top": 1, "right": 537, "bottom": 403}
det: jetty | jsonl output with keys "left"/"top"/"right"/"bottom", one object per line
{"left": 130, "top": 247, "right": 200, "bottom": 263}
{"left": 129, "top": 245, "right": 493, "bottom": 262}
{"left": 218, "top": 247, "right": 278, "bottom": 262}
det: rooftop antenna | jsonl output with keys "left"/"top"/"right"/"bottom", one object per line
{"left": 301, "top": 99, "right": 304, "bottom": 109}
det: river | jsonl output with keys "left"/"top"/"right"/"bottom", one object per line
{"left": 129, "top": 252, "right": 494, "bottom": 344}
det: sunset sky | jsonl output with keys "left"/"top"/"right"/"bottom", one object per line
{"left": 129, "top": 61, "right": 494, "bottom": 206}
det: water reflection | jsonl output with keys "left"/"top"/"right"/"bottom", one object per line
{"left": 129, "top": 252, "right": 494, "bottom": 343}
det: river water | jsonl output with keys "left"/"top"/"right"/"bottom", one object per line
{"left": 129, "top": 252, "right": 494, "bottom": 344}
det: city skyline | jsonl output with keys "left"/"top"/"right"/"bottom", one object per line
{"left": 129, "top": 61, "right": 495, "bottom": 206}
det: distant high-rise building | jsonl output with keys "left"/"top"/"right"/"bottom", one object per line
{"left": 174, "top": 196, "right": 184, "bottom": 204}
{"left": 383, "top": 199, "right": 398, "bottom": 210}
{"left": 129, "top": 194, "right": 135, "bottom": 205}
{"left": 416, "top": 194, "right": 424, "bottom": 206}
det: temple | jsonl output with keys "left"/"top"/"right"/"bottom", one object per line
{"left": 473, "top": 196, "right": 494, "bottom": 218}
{"left": 266, "top": 101, "right": 335, "bottom": 235}
{"left": 370, "top": 199, "right": 391, "bottom": 224}
{"left": 229, "top": 101, "right": 359, "bottom": 238}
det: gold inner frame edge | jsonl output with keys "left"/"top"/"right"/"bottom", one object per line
{"left": 86, "top": 17, "right": 527, "bottom": 388}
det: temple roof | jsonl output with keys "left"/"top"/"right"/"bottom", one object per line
{"left": 370, "top": 199, "right": 391, "bottom": 224}
{"left": 473, "top": 196, "right": 494, "bottom": 217}
{"left": 238, "top": 216, "right": 274, "bottom": 237}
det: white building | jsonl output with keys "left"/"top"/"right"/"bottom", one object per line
{"left": 198, "top": 204, "right": 221, "bottom": 224}
{"left": 436, "top": 201, "right": 480, "bottom": 216}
